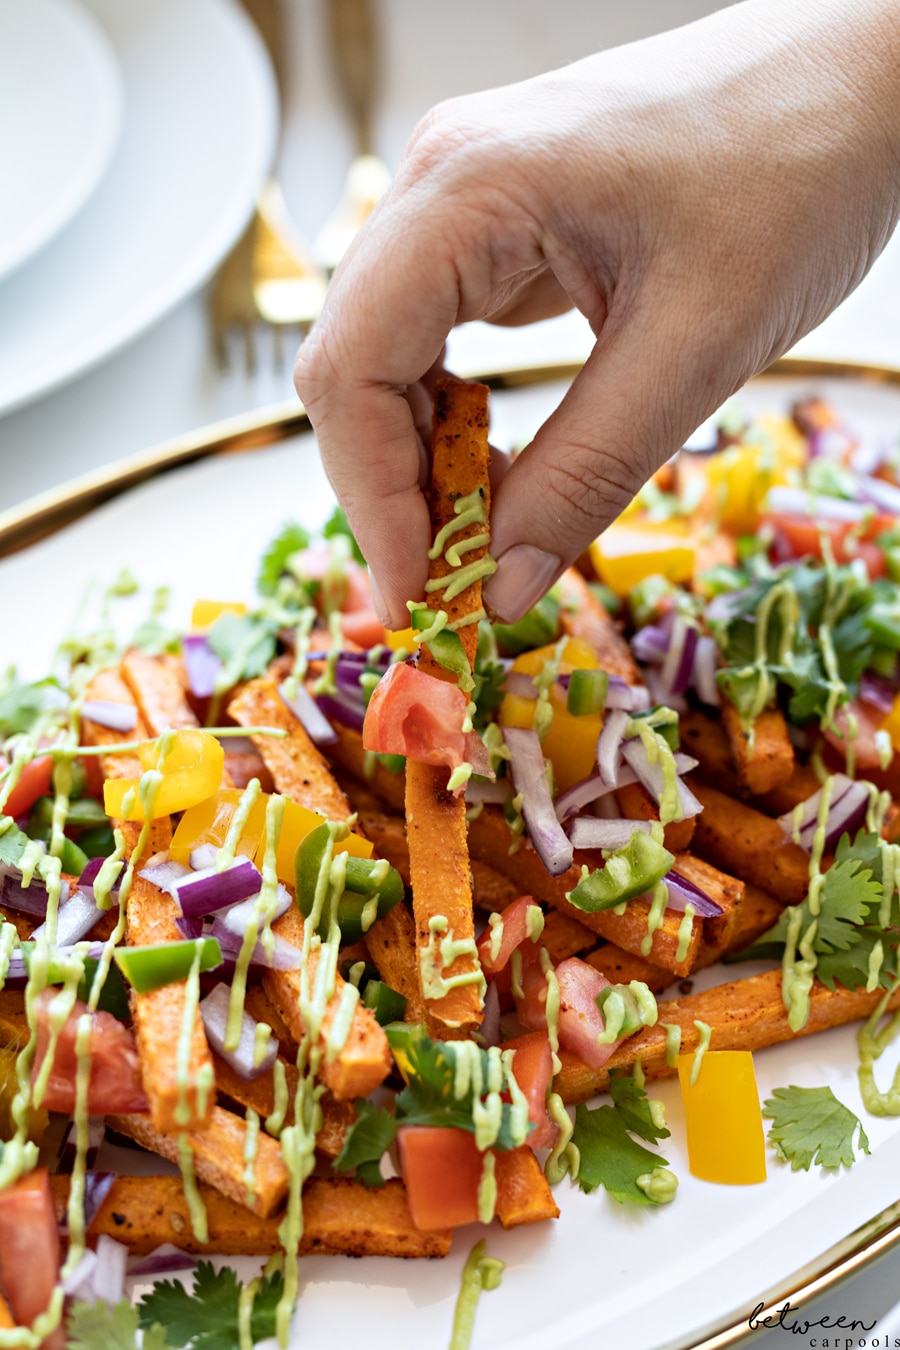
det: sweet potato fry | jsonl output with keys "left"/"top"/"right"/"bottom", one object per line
{"left": 541, "top": 909, "right": 597, "bottom": 963}
{"left": 227, "top": 677, "right": 392, "bottom": 1097}
{"left": 673, "top": 852, "right": 744, "bottom": 959}
{"left": 721, "top": 702, "right": 795, "bottom": 795}
{"left": 50, "top": 1174, "right": 451, "bottom": 1258}
{"left": 678, "top": 707, "right": 742, "bottom": 796}
{"left": 0, "top": 991, "right": 26, "bottom": 1046}
{"left": 121, "top": 649, "right": 199, "bottom": 736}
{"left": 0, "top": 1292, "right": 13, "bottom": 1330}
{"left": 494, "top": 1147, "right": 560, "bottom": 1229}
{"left": 554, "top": 567, "right": 639, "bottom": 683}
{"left": 615, "top": 780, "right": 696, "bottom": 853}
{"left": 402, "top": 378, "right": 493, "bottom": 1033}
{"left": 467, "top": 807, "right": 703, "bottom": 977}
{"left": 584, "top": 943, "right": 674, "bottom": 993}
{"left": 725, "top": 882, "right": 785, "bottom": 953}
{"left": 364, "top": 901, "right": 428, "bottom": 1025}
{"left": 554, "top": 967, "right": 900, "bottom": 1103}
{"left": 123, "top": 817, "right": 216, "bottom": 1134}
{"left": 331, "top": 727, "right": 406, "bottom": 812}
{"left": 210, "top": 1053, "right": 355, "bottom": 1158}
{"left": 688, "top": 780, "right": 810, "bottom": 904}
{"left": 81, "top": 667, "right": 149, "bottom": 789}
{"left": 108, "top": 1105, "right": 289, "bottom": 1219}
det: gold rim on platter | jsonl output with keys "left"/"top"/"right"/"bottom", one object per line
{"left": 4, "top": 351, "right": 900, "bottom": 1349}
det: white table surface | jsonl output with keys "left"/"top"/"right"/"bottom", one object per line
{"left": 2, "top": 1, "right": 900, "bottom": 1344}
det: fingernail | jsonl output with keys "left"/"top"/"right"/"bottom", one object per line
{"left": 368, "top": 569, "right": 392, "bottom": 628}
{"left": 484, "top": 545, "right": 562, "bottom": 623}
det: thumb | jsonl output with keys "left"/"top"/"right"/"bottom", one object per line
{"left": 483, "top": 309, "right": 744, "bottom": 622}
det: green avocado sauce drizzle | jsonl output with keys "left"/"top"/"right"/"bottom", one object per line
{"left": 449, "top": 1239, "right": 505, "bottom": 1350}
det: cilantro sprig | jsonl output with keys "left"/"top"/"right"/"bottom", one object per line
{"left": 333, "top": 1099, "right": 397, "bottom": 1188}
{"left": 67, "top": 1299, "right": 167, "bottom": 1350}
{"left": 570, "top": 1073, "right": 675, "bottom": 1205}
{"left": 136, "top": 1260, "right": 283, "bottom": 1350}
{"left": 393, "top": 1032, "right": 528, "bottom": 1151}
{"left": 763, "top": 1085, "right": 870, "bottom": 1171}
{"left": 734, "top": 829, "right": 895, "bottom": 993}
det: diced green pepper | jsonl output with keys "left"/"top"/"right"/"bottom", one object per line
{"left": 410, "top": 610, "right": 472, "bottom": 681}
{"left": 566, "top": 831, "right": 675, "bottom": 913}
{"left": 76, "top": 824, "right": 117, "bottom": 859}
{"left": 113, "top": 937, "right": 222, "bottom": 992}
{"left": 362, "top": 980, "right": 408, "bottom": 1025}
{"left": 296, "top": 823, "right": 405, "bottom": 941}
{"left": 493, "top": 594, "right": 561, "bottom": 656}
{"left": 566, "top": 669, "right": 609, "bottom": 717}
{"left": 28, "top": 795, "right": 109, "bottom": 832}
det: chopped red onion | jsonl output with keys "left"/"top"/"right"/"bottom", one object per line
{"left": 777, "top": 774, "right": 870, "bottom": 853}
{"left": 596, "top": 709, "right": 629, "bottom": 786}
{"left": 860, "top": 672, "right": 897, "bottom": 715}
{"left": 503, "top": 727, "right": 574, "bottom": 876}
{"left": 620, "top": 737, "right": 701, "bottom": 819}
{"left": 219, "top": 883, "right": 293, "bottom": 934}
{"left": 200, "top": 982, "right": 279, "bottom": 1079}
{"left": 62, "top": 1249, "right": 98, "bottom": 1299}
{"left": 58, "top": 1119, "right": 105, "bottom": 1175}
{"left": 279, "top": 679, "right": 338, "bottom": 747}
{"left": 604, "top": 676, "right": 652, "bottom": 712}
{"left": 554, "top": 772, "right": 636, "bottom": 823}
{"left": 663, "top": 870, "right": 724, "bottom": 918}
{"left": 59, "top": 1170, "right": 115, "bottom": 1235}
{"left": 91, "top": 1234, "right": 129, "bottom": 1306}
{"left": 128, "top": 1245, "right": 199, "bottom": 1277}
{"left": 171, "top": 856, "right": 263, "bottom": 919}
{"left": 189, "top": 843, "right": 219, "bottom": 871}
{"left": 78, "top": 856, "right": 123, "bottom": 903}
{"left": 692, "top": 635, "right": 721, "bottom": 707}
{"left": 175, "top": 915, "right": 205, "bottom": 940}
{"left": 314, "top": 690, "right": 366, "bottom": 734}
{"left": 505, "top": 672, "right": 538, "bottom": 699}
{"left": 80, "top": 700, "right": 138, "bottom": 733}
{"left": 0, "top": 867, "right": 70, "bottom": 918}
{"left": 659, "top": 614, "right": 698, "bottom": 697}
{"left": 138, "top": 859, "right": 192, "bottom": 897}
{"left": 764, "top": 486, "right": 868, "bottom": 523}
{"left": 644, "top": 667, "right": 688, "bottom": 715}
{"left": 182, "top": 634, "right": 223, "bottom": 699}
{"left": 210, "top": 917, "right": 303, "bottom": 970}
{"left": 567, "top": 817, "right": 653, "bottom": 850}
{"left": 31, "top": 889, "right": 106, "bottom": 946}
{"left": 631, "top": 621, "right": 672, "bottom": 665}
{"left": 856, "top": 474, "right": 900, "bottom": 516}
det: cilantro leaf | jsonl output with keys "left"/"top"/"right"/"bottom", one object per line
{"left": 608, "top": 1072, "right": 670, "bottom": 1145}
{"left": 67, "top": 1298, "right": 167, "bottom": 1350}
{"left": 762, "top": 1085, "right": 870, "bottom": 1171}
{"left": 256, "top": 522, "right": 311, "bottom": 596}
{"left": 571, "top": 1075, "right": 672, "bottom": 1204}
{"left": 0, "top": 675, "right": 55, "bottom": 739}
{"left": 571, "top": 1101, "right": 670, "bottom": 1204}
{"left": 207, "top": 613, "right": 277, "bottom": 688}
{"left": 394, "top": 1032, "right": 527, "bottom": 1151}
{"left": 333, "top": 1099, "right": 396, "bottom": 1188}
{"left": 0, "top": 818, "right": 29, "bottom": 869}
{"left": 137, "top": 1260, "right": 283, "bottom": 1350}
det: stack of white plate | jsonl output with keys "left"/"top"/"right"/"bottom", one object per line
{"left": 0, "top": 0, "right": 276, "bottom": 419}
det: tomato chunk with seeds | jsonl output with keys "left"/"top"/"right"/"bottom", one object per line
{"left": 396, "top": 1125, "right": 483, "bottom": 1230}
{"left": 362, "top": 662, "right": 492, "bottom": 779}
{"left": 504, "top": 1031, "right": 557, "bottom": 1150}
{"left": 0, "top": 754, "right": 53, "bottom": 820}
{"left": 31, "top": 989, "right": 149, "bottom": 1115}
{"left": 476, "top": 894, "right": 540, "bottom": 975}
{"left": 0, "top": 1168, "right": 64, "bottom": 1350}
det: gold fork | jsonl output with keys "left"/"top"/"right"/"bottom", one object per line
{"left": 209, "top": 0, "right": 327, "bottom": 373}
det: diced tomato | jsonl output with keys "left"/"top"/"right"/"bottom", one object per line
{"left": 396, "top": 1125, "right": 484, "bottom": 1229}
{"left": 341, "top": 608, "right": 387, "bottom": 649}
{"left": 555, "top": 957, "right": 620, "bottom": 1071}
{"left": 362, "top": 662, "right": 493, "bottom": 780}
{"left": 476, "top": 895, "right": 539, "bottom": 975}
{"left": 766, "top": 511, "right": 892, "bottom": 577}
{"left": 291, "top": 548, "right": 371, "bottom": 614}
{"left": 0, "top": 754, "right": 53, "bottom": 820}
{"left": 504, "top": 1031, "right": 557, "bottom": 1150}
{"left": 0, "top": 1168, "right": 64, "bottom": 1350}
{"left": 823, "top": 698, "right": 888, "bottom": 771}
{"left": 31, "top": 990, "right": 149, "bottom": 1115}
{"left": 513, "top": 941, "right": 552, "bottom": 1032}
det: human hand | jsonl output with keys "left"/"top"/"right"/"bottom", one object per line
{"left": 295, "top": 0, "right": 900, "bottom": 628}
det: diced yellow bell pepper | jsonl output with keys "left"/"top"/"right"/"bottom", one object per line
{"left": 704, "top": 414, "right": 806, "bottom": 534}
{"left": 104, "top": 729, "right": 226, "bottom": 822}
{"left": 880, "top": 692, "right": 900, "bottom": 755}
{"left": 190, "top": 599, "right": 247, "bottom": 630}
{"left": 677, "top": 1050, "right": 767, "bottom": 1184}
{"left": 499, "top": 638, "right": 603, "bottom": 793}
{"left": 384, "top": 626, "right": 417, "bottom": 653}
{"left": 169, "top": 788, "right": 269, "bottom": 866}
{"left": 589, "top": 523, "right": 696, "bottom": 597}
{"left": 253, "top": 798, "right": 373, "bottom": 886}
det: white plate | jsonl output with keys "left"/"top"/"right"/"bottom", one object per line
{"left": 0, "top": 0, "right": 122, "bottom": 284}
{"left": 0, "top": 0, "right": 277, "bottom": 419}
{"left": 4, "top": 372, "right": 900, "bottom": 1350}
